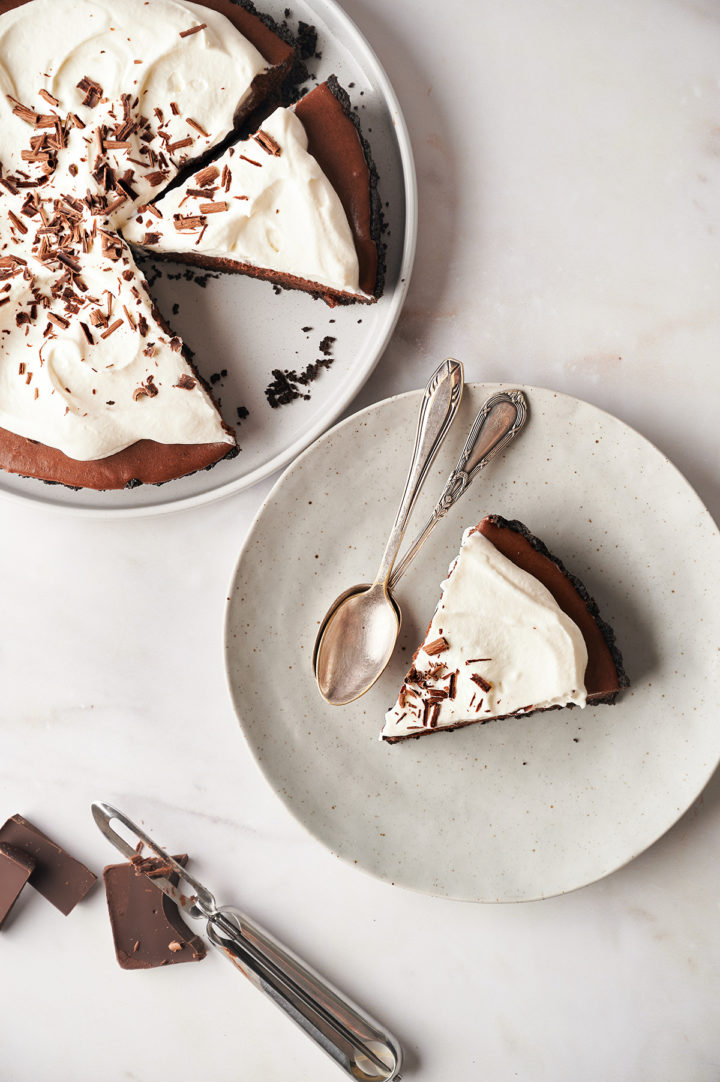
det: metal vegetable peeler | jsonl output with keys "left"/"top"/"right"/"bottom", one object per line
{"left": 92, "top": 802, "right": 402, "bottom": 1081}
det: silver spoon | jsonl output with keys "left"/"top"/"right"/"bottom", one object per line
{"left": 314, "top": 358, "right": 464, "bottom": 706}
{"left": 313, "top": 387, "right": 528, "bottom": 705}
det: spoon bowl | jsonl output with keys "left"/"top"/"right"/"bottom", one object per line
{"left": 315, "top": 583, "right": 401, "bottom": 705}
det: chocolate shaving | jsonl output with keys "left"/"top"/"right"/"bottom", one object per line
{"left": 100, "top": 318, "right": 123, "bottom": 339}
{"left": 199, "top": 201, "right": 227, "bottom": 214}
{"left": 470, "top": 674, "right": 492, "bottom": 693}
{"left": 130, "top": 855, "right": 172, "bottom": 878}
{"left": 143, "top": 170, "right": 169, "bottom": 187}
{"left": 254, "top": 130, "right": 282, "bottom": 157}
{"left": 173, "top": 214, "right": 205, "bottom": 231}
{"left": 186, "top": 118, "right": 208, "bottom": 137}
{"left": 167, "top": 137, "right": 193, "bottom": 153}
{"left": 56, "top": 250, "right": 81, "bottom": 273}
{"left": 194, "top": 165, "right": 219, "bottom": 188}
{"left": 179, "top": 23, "right": 207, "bottom": 37}
{"left": 424, "top": 636, "right": 449, "bottom": 656}
{"left": 7, "top": 211, "right": 28, "bottom": 235}
{"left": 76, "top": 76, "right": 103, "bottom": 108}
{"left": 174, "top": 374, "right": 196, "bottom": 390}
{"left": 8, "top": 96, "right": 40, "bottom": 126}
{"left": 38, "top": 88, "right": 60, "bottom": 107}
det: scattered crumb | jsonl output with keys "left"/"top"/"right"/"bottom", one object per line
{"left": 264, "top": 334, "right": 337, "bottom": 408}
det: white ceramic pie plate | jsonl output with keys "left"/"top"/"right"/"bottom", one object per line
{"left": 0, "top": 0, "right": 416, "bottom": 516}
{"left": 225, "top": 383, "right": 720, "bottom": 902}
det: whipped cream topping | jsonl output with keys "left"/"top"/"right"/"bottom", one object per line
{"left": 0, "top": 0, "right": 267, "bottom": 226}
{"left": 123, "top": 107, "right": 365, "bottom": 297}
{"left": 0, "top": 0, "right": 270, "bottom": 460}
{"left": 381, "top": 527, "right": 588, "bottom": 741}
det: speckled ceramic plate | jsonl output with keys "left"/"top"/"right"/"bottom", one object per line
{"left": 0, "top": 0, "right": 416, "bottom": 516}
{"left": 224, "top": 383, "right": 720, "bottom": 902}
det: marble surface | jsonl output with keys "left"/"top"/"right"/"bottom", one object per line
{"left": 1, "top": 0, "right": 719, "bottom": 1080}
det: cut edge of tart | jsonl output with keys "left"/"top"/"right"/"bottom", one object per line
{"left": 381, "top": 515, "right": 629, "bottom": 743}
{"left": 123, "top": 77, "right": 382, "bottom": 307}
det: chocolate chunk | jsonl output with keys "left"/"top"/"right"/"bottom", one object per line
{"left": 0, "top": 843, "right": 35, "bottom": 928}
{"left": 103, "top": 854, "right": 206, "bottom": 970}
{"left": 0, "top": 814, "right": 96, "bottom": 915}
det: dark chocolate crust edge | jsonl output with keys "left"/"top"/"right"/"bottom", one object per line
{"left": 324, "top": 75, "right": 385, "bottom": 299}
{"left": 486, "top": 515, "right": 630, "bottom": 695}
{"left": 382, "top": 703, "right": 571, "bottom": 744}
{"left": 129, "top": 246, "right": 376, "bottom": 307}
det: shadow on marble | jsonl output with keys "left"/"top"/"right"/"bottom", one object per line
{"left": 336, "top": 0, "right": 464, "bottom": 415}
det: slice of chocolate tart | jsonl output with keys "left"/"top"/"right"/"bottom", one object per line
{"left": 381, "top": 516, "right": 628, "bottom": 743}
{"left": 123, "top": 78, "right": 381, "bottom": 306}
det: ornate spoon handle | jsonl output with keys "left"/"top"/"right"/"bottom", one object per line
{"left": 373, "top": 358, "right": 464, "bottom": 586}
{"left": 388, "top": 389, "right": 528, "bottom": 590}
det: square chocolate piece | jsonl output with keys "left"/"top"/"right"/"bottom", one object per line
{"left": 0, "top": 843, "right": 36, "bottom": 929}
{"left": 0, "top": 814, "right": 97, "bottom": 915}
{"left": 104, "top": 854, "right": 206, "bottom": 970}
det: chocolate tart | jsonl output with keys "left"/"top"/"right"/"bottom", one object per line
{"left": 382, "top": 516, "right": 629, "bottom": 743}
{"left": 0, "top": 0, "right": 294, "bottom": 490}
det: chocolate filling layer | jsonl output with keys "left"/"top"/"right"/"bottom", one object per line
{"left": 294, "top": 77, "right": 380, "bottom": 298}
{"left": 475, "top": 516, "right": 628, "bottom": 700}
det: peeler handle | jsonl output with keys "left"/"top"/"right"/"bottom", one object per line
{"left": 207, "top": 905, "right": 402, "bottom": 1081}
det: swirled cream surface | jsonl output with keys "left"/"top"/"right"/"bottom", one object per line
{"left": 0, "top": 191, "right": 232, "bottom": 460}
{"left": 381, "top": 527, "right": 588, "bottom": 741}
{"left": 123, "top": 107, "right": 365, "bottom": 297}
{"left": 0, "top": 0, "right": 266, "bottom": 223}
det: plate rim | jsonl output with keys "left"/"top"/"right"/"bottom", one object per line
{"left": 0, "top": 0, "right": 418, "bottom": 520}
{"left": 223, "top": 380, "right": 720, "bottom": 902}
